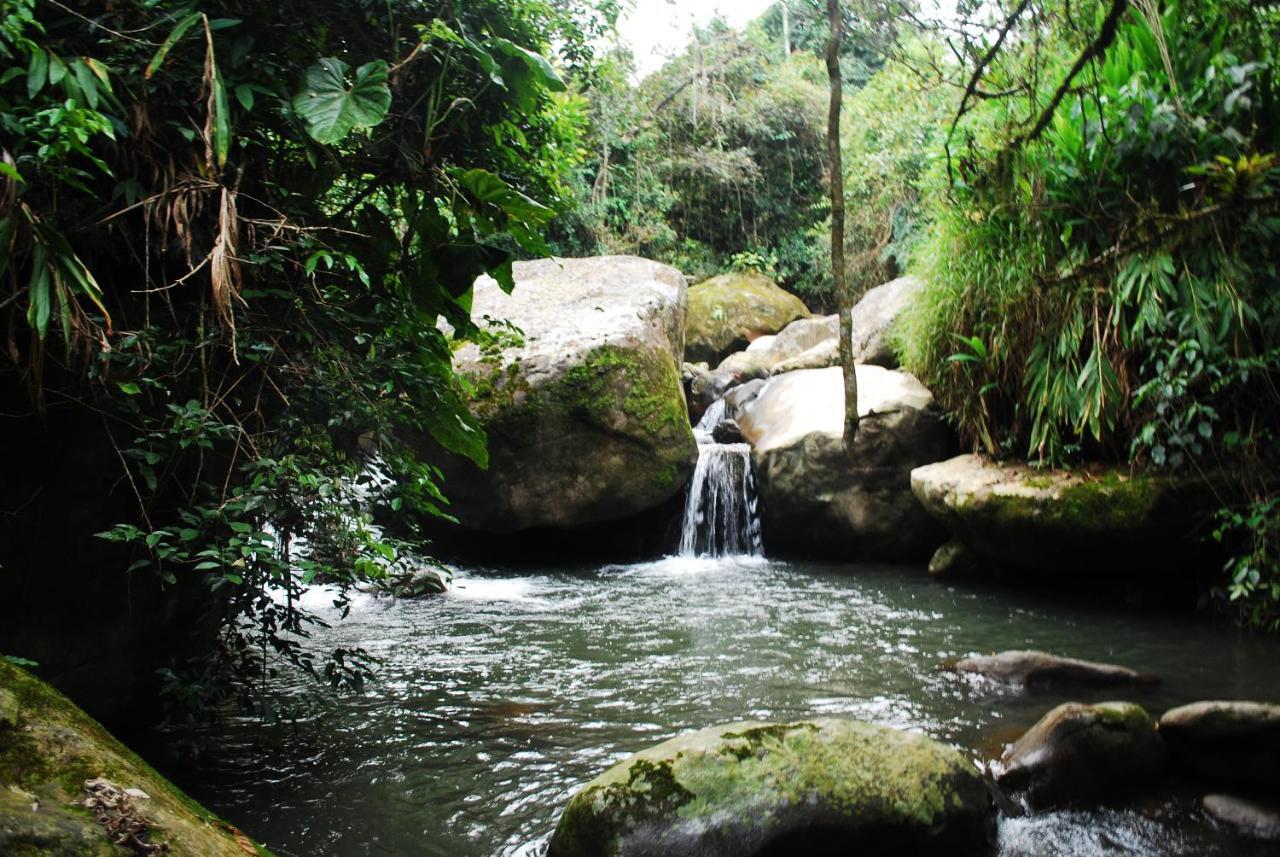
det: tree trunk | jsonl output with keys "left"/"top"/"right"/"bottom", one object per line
{"left": 782, "top": 2, "right": 792, "bottom": 59}
{"left": 827, "top": 0, "right": 858, "bottom": 455}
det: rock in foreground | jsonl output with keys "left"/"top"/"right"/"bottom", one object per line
{"left": 738, "top": 366, "right": 952, "bottom": 560}
{"left": 1159, "top": 701, "right": 1280, "bottom": 788}
{"left": 954, "top": 650, "right": 1157, "bottom": 689}
{"left": 548, "top": 718, "right": 993, "bottom": 857}
{"left": 910, "top": 454, "right": 1203, "bottom": 575}
{"left": 684, "top": 273, "right": 809, "bottom": 365}
{"left": 0, "top": 660, "right": 259, "bottom": 856}
{"left": 436, "top": 256, "right": 697, "bottom": 533}
{"left": 994, "top": 701, "right": 1165, "bottom": 810}
{"left": 1202, "top": 794, "right": 1280, "bottom": 840}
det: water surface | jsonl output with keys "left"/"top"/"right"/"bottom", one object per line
{"left": 173, "top": 557, "right": 1280, "bottom": 856}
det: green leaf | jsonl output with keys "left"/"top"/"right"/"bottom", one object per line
{"left": 47, "top": 53, "right": 68, "bottom": 85}
{"left": 72, "top": 59, "right": 99, "bottom": 109}
{"left": 117, "top": 381, "right": 142, "bottom": 395}
{"left": 452, "top": 168, "right": 552, "bottom": 224}
{"left": 26, "top": 244, "right": 50, "bottom": 339}
{"left": 490, "top": 38, "right": 565, "bottom": 93}
{"left": 210, "top": 59, "right": 231, "bottom": 167}
{"left": 292, "top": 58, "right": 391, "bottom": 145}
{"left": 234, "top": 83, "right": 254, "bottom": 111}
{"left": 27, "top": 47, "right": 47, "bottom": 98}
{"left": 146, "top": 12, "right": 202, "bottom": 78}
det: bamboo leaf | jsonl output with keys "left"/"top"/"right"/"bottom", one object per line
{"left": 146, "top": 12, "right": 202, "bottom": 78}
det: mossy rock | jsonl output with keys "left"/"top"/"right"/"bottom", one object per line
{"left": 0, "top": 660, "right": 267, "bottom": 856}
{"left": 909, "top": 454, "right": 1212, "bottom": 576}
{"left": 548, "top": 718, "right": 993, "bottom": 857}
{"left": 994, "top": 701, "right": 1165, "bottom": 810}
{"left": 1159, "top": 701, "right": 1280, "bottom": 788}
{"left": 426, "top": 256, "right": 698, "bottom": 534}
{"left": 685, "top": 273, "right": 809, "bottom": 365}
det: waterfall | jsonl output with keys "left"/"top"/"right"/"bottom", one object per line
{"left": 678, "top": 400, "right": 764, "bottom": 557}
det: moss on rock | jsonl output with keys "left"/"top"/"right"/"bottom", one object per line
{"left": 549, "top": 718, "right": 992, "bottom": 857}
{"left": 0, "top": 660, "right": 268, "bottom": 856}
{"left": 685, "top": 273, "right": 809, "bottom": 365}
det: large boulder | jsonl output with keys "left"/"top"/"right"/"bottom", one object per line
{"left": 993, "top": 701, "right": 1166, "bottom": 810}
{"left": 434, "top": 256, "right": 697, "bottom": 534}
{"left": 685, "top": 273, "right": 809, "bottom": 364}
{"left": 737, "top": 366, "right": 952, "bottom": 560}
{"left": 953, "top": 650, "right": 1157, "bottom": 689}
{"left": 0, "top": 660, "right": 259, "bottom": 855}
{"left": 548, "top": 719, "right": 993, "bottom": 857}
{"left": 1158, "top": 701, "right": 1280, "bottom": 788}
{"left": 910, "top": 454, "right": 1206, "bottom": 576}
{"left": 849, "top": 275, "right": 921, "bottom": 368}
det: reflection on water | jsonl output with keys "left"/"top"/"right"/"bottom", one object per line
{"left": 169, "top": 558, "right": 1280, "bottom": 857}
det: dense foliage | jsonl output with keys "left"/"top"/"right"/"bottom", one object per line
{"left": 878, "top": 0, "right": 1280, "bottom": 628}
{"left": 0, "top": 0, "right": 604, "bottom": 711}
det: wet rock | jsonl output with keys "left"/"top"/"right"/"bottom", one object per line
{"left": 1159, "top": 701, "right": 1280, "bottom": 788}
{"left": 711, "top": 419, "right": 744, "bottom": 444}
{"left": 427, "top": 256, "right": 697, "bottom": 534}
{"left": 994, "top": 701, "right": 1166, "bottom": 810}
{"left": 954, "top": 650, "right": 1157, "bottom": 689}
{"left": 721, "top": 379, "right": 767, "bottom": 422}
{"left": 1202, "top": 794, "right": 1280, "bottom": 840}
{"left": 685, "top": 273, "right": 810, "bottom": 364}
{"left": 928, "top": 539, "right": 979, "bottom": 577}
{"left": 849, "top": 275, "right": 921, "bottom": 368}
{"left": 738, "top": 366, "right": 952, "bottom": 560}
{"left": 0, "top": 660, "right": 258, "bottom": 855}
{"left": 910, "top": 454, "right": 1207, "bottom": 576}
{"left": 548, "top": 718, "right": 993, "bottom": 857}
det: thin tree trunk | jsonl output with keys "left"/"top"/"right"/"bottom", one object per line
{"left": 782, "top": 2, "right": 791, "bottom": 59}
{"left": 827, "top": 0, "right": 858, "bottom": 455}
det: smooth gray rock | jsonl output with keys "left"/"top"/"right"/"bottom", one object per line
{"left": 954, "top": 650, "right": 1158, "bottom": 688}
{"left": 1202, "top": 794, "right": 1280, "bottom": 840}
{"left": 994, "top": 701, "right": 1165, "bottom": 810}
{"left": 738, "top": 366, "right": 951, "bottom": 560}
{"left": 849, "top": 275, "right": 921, "bottom": 368}
{"left": 1159, "top": 701, "right": 1280, "bottom": 787}
{"left": 434, "top": 256, "right": 697, "bottom": 533}
{"left": 548, "top": 718, "right": 993, "bottom": 857}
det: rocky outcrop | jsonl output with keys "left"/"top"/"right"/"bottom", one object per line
{"left": 738, "top": 366, "right": 952, "bottom": 560}
{"left": 430, "top": 256, "right": 697, "bottom": 534}
{"left": 1202, "top": 794, "right": 1280, "bottom": 840}
{"left": 849, "top": 275, "right": 921, "bottom": 368}
{"left": 684, "top": 273, "right": 809, "bottom": 364}
{"left": 1159, "top": 701, "right": 1280, "bottom": 788}
{"left": 0, "top": 660, "right": 260, "bottom": 855}
{"left": 993, "top": 701, "right": 1165, "bottom": 810}
{"left": 548, "top": 718, "right": 993, "bottom": 857}
{"left": 953, "top": 650, "right": 1157, "bottom": 689}
{"left": 910, "top": 454, "right": 1205, "bottom": 576}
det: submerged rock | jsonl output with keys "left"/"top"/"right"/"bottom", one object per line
{"left": 684, "top": 272, "right": 810, "bottom": 364}
{"left": 1202, "top": 794, "right": 1280, "bottom": 840}
{"left": 928, "top": 539, "right": 979, "bottom": 577}
{"left": 737, "top": 365, "right": 952, "bottom": 560}
{"left": 910, "top": 454, "right": 1205, "bottom": 576}
{"left": 849, "top": 275, "right": 921, "bottom": 368}
{"left": 548, "top": 718, "right": 993, "bottom": 857}
{"left": 954, "top": 650, "right": 1157, "bottom": 689}
{"left": 1159, "top": 701, "right": 1280, "bottom": 788}
{"left": 994, "top": 701, "right": 1165, "bottom": 810}
{"left": 0, "top": 660, "right": 258, "bottom": 855}
{"left": 430, "top": 256, "right": 697, "bottom": 534}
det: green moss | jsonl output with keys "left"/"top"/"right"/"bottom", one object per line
{"left": 0, "top": 661, "right": 273, "bottom": 856}
{"left": 971, "top": 468, "right": 1161, "bottom": 534}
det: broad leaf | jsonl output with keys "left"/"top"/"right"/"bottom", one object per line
{"left": 490, "top": 38, "right": 565, "bottom": 93}
{"left": 292, "top": 58, "right": 391, "bottom": 145}
{"left": 452, "top": 168, "right": 552, "bottom": 225}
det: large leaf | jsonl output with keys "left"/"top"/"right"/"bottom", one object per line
{"left": 292, "top": 58, "right": 391, "bottom": 145}
{"left": 451, "top": 168, "right": 553, "bottom": 225}
{"left": 490, "top": 38, "right": 565, "bottom": 93}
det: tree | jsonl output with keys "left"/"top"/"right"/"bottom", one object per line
{"left": 827, "top": 0, "right": 859, "bottom": 452}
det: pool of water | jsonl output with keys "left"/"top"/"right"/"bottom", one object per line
{"left": 169, "top": 557, "right": 1280, "bottom": 856}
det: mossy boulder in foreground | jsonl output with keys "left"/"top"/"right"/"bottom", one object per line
{"left": 684, "top": 273, "right": 809, "bottom": 365}
{"left": 548, "top": 718, "right": 993, "bottom": 857}
{"left": 0, "top": 659, "right": 263, "bottom": 855}
{"left": 433, "top": 256, "right": 697, "bottom": 534}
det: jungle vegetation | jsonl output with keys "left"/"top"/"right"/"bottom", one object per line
{"left": 1, "top": 0, "right": 1277, "bottom": 727}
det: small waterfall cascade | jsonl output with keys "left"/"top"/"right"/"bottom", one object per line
{"left": 678, "top": 399, "right": 764, "bottom": 557}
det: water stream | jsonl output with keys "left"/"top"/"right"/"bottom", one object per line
{"left": 678, "top": 400, "right": 763, "bottom": 557}
{"left": 168, "top": 558, "right": 1280, "bottom": 857}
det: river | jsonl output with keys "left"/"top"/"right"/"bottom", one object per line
{"left": 171, "top": 556, "right": 1280, "bottom": 856}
